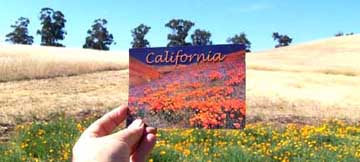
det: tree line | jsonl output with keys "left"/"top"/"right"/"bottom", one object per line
{"left": 5, "top": 7, "right": 294, "bottom": 51}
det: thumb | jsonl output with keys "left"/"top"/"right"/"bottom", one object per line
{"left": 112, "top": 119, "right": 145, "bottom": 152}
{"left": 130, "top": 133, "right": 156, "bottom": 162}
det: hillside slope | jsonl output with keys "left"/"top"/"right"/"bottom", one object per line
{"left": 247, "top": 35, "right": 360, "bottom": 76}
{"left": 1, "top": 35, "right": 360, "bottom": 126}
{"left": 246, "top": 35, "right": 360, "bottom": 122}
{"left": 0, "top": 44, "right": 128, "bottom": 82}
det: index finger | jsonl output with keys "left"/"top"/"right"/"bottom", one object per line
{"left": 84, "top": 105, "right": 128, "bottom": 137}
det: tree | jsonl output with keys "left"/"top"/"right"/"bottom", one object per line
{"left": 227, "top": 33, "right": 251, "bottom": 52}
{"left": 83, "top": 19, "right": 115, "bottom": 50}
{"left": 272, "top": 32, "right": 292, "bottom": 48}
{"left": 131, "top": 24, "right": 151, "bottom": 48}
{"left": 5, "top": 17, "right": 33, "bottom": 45}
{"left": 165, "top": 19, "right": 194, "bottom": 47}
{"left": 335, "top": 32, "right": 354, "bottom": 37}
{"left": 37, "top": 8, "right": 67, "bottom": 47}
{"left": 335, "top": 32, "right": 344, "bottom": 37}
{"left": 191, "top": 29, "right": 212, "bottom": 46}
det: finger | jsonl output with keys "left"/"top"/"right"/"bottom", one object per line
{"left": 145, "top": 127, "right": 157, "bottom": 134}
{"left": 112, "top": 119, "right": 145, "bottom": 151}
{"left": 130, "top": 133, "right": 157, "bottom": 162}
{"left": 84, "top": 106, "right": 128, "bottom": 137}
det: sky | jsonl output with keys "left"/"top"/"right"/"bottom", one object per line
{"left": 0, "top": 0, "right": 359, "bottom": 52}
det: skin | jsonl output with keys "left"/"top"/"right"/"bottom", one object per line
{"left": 72, "top": 106, "right": 157, "bottom": 162}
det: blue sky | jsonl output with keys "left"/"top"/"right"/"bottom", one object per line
{"left": 0, "top": 0, "right": 359, "bottom": 51}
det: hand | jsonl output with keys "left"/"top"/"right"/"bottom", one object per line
{"left": 72, "top": 106, "right": 157, "bottom": 162}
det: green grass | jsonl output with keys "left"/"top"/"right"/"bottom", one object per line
{"left": 0, "top": 116, "right": 359, "bottom": 162}
{"left": 0, "top": 116, "right": 90, "bottom": 162}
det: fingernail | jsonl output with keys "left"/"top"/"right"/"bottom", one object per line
{"left": 147, "top": 133, "right": 156, "bottom": 140}
{"left": 130, "top": 119, "right": 144, "bottom": 128}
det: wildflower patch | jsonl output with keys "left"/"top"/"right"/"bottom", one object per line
{"left": 128, "top": 44, "right": 246, "bottom": 129}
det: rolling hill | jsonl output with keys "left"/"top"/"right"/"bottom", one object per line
{"left": 1, "top": 35, "right": 360, "bottom": 127}
{"left": 247, "top": 35, "right": 360, "bottom": 122}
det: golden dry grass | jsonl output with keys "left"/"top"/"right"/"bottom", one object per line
{"left": 247, "top": 35, "right": 360, "bottom": 122}
{"left": 247, "top": 35, "right": 360, "bottom": 76}
{"left": 0, "top": 70, "right": 128, "bottom": 125}
{"left": 1, "top": 35, "right": 360, "bottom": 126}
{"left": 0, "top": 44, "right": 128, "bottom": 82}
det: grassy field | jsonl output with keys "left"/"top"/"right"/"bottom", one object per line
{"left": 0, "top": 116, "right": 359, "bottom": 161}
{"left": 1, "top": 35, "right": 360, "bottom": 161}
{"left": 247, "top": 35, "right": 360, "bottom": 122}
{"left": 0, "top": 70, "right": 129, "bottom": 126}
{"left": 1, "top": 35, "right": 360, "bottom": 126}
{"left": 0, "top": 44, "right": 128, "bottom": 82}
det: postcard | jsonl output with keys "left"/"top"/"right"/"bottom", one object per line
{"left": 128, "top": 44, "right": 246, "bottom": 129}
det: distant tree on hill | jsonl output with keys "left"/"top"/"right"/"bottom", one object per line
{"left": 335, "top": 31, "right": 354, "bottom": 37}
{"left": 83, "top": 19, "right": 115, "bottom": 51}
{"left": 5, "top": 17, "right": 33, "bottom": 45}
{"left": 335, "top": 32, "right": 344, "bottom": 37}
{"left": 227, "top": 33, "right": 251, "bottom": 52}
{"left": 165, "top": 19, "right": 194, "bottom": 47}
{"left": 272, "top": 32, "right": 292, "bottom": 48}
{"left": 131, "top": 24, "right": 151, "bottom": 48}
{"left": 37, "top": 8, "right": 66, "bottom": 47}
{"left": 191, "top": 29, "right": 212, "bottom": 46}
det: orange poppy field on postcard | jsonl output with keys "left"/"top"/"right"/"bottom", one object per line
{"left": 128, "top": 44, "right": 246, "bottom": 129}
